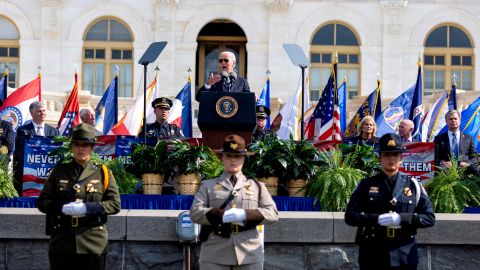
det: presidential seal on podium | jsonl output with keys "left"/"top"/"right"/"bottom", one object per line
{"left": 216, "top": 96, "right": 238, "bottom": 118}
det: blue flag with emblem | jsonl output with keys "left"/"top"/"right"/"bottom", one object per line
{"left": 94, "top": 76, "right": 118, "bottom": 134}
{"left": 0, "top": 72, "right": 7, "bottom": 102}
{"left": 256, "top": 78, "right": 271, "bottom": 129}
{"left": 337, "top": 80, "right": 347, "bottom": 134}
{"left": 461, "top": 96, "right": 480, "bottom": 152}
{"left": 409, "top": 61, "right": 423, "bottom": 142}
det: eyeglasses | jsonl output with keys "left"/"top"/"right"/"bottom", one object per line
{"left": 218, "top": 58, "right": 230, "bottom": 63}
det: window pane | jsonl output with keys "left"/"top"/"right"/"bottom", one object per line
{"left": 424, "top": 55, "right": 434, "bottom": 65}
{"left": 425, "top": 26, "right": 447, "bottom": 47}
{"left": 9, "top": 47, "right": 18, "bottom": 57}
{"left": 320, "top": 68, "right": 331, "bottom": 90}
{"left": 337, "top": 68, "right": 346, "bottom": 86}
{"left": 123, "top": 50, "right": 132, "bottom": 60}
{"left": 336, "top": 24, "right": 358, "bottom": 46}
{"left": 435, "top": 70, "right": 444, "bottom": 90}
{"left": 110, "top": 20, "right": 132, "bottom": 41}
{"left": 311, "top": 53, "right": 320, "bottom": 63}
{"left": 0, "top": 17, "right": 19, "bottom": 39}
{"left": 84, "top": 49, "right": 94, "bottom": 59}
{"left": 435, "top": 55, "right": 444, "bottom": 65}
{"left": 321, "top": 53, "right": 331, "bottom": 64}
{"left": 83, "top": 63, "right": 94, "bottom": 92}
{"left": 348, "top": 69, "right": 359, "bottom": 90}
{"left": 349, "top": 54, "right": 358, "bottom": 64}
{"left": 6, "top": 62, "right": 17, "bottom": 88}
{"left": 204, "top": 46, "right": 219, "bottom": 82}
{"left": 462, "top": 70, "right": 472, "bottom": 90}
{"left": 94, "top": 64, "right": 105, "bottom": 95}
{"left": 312, "top": 24, "right": 334, "bottom": 45}
{"left": 451, "top": 55, "right": 461, "bottom": 65}
{"left": 310, "top": 90, "right": 320, "bottom": 102}
{"left": 95, "top": 49, "right": 105, "bottom": 59}
{"left": 112, "top": 49, "right": 121, "bottom": 59}
{"left": 85, "top": 20, "right": 108, "bottom": 41}
{"left": 113, "top": 64, "right": 132, "bottom": 97}
{"left": 0, "top": 48, "right": 7, "bottom": 57}
{"left": 462, "top": 56, "right": 472, "bottom": 66}
{"left": 424, "top": 70, "right": 434, "bottom": 89}
{"left": 449, "top": 26, "right": 471, "bottom": 48}
{"left": 309, "top": 68, "right": 321, "bottom": 90}
{"left": 338, "top": 54, "right": 347, "bottom": 64}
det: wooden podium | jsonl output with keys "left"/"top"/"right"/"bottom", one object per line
{"left": 198, "top": 92, "right": 256, "bottom": 150}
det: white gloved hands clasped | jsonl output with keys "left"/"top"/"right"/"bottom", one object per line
{"left": 62, "top": 201, "right": 87, "bottom": 217}
{"left": 222, "top": 208, "right": 246, "bottom": 224}
{"left": 378, "top": 212, "right": 401, "bottom": 227}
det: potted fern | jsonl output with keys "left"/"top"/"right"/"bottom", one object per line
{"left": 307, "top": 148, "right": 366, "bottom": 211}
{"left": 130, "top": 140, "right": 169, "bottom": 194}
{"left": 425, "top": 160, "right": 480, "bottom": 213}
{"left": 167, "top": 140, "right": 222, "bottom": 195}
{"left": 284, "top": 139, "right": 320, "bottom": 197}
{"left": 0, "top": 154, "right": 17, "bottom": 197}
{"left": 244, "top": 137, "right": 289, "bottom": 196}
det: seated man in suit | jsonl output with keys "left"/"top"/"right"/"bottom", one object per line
{"left": 195, "top": 51, "right": 251, "bottom": 102}
{"left": 434, "top": 110, "right": 477, "bottom": 170}
{"left": 80, "top": 108, "right": 102, "bottom": 136}
{"left": 16, "top": 101, "right": 60, "bottom": 137}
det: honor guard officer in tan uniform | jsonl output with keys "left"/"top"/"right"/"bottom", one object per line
{"left": 37, "top": 123, "right": 121, "bottom": 270}
{"left": 190, "top": 134, "right": 278, "bottom": 270}
{"left": 139, "top": 97, "right": 184, "bottom": 140}
{"left": 345, "top": 133, "right": 435, "bottom": 270}
{"left": 252, "top": 105, "right": 277, "bottom": 142}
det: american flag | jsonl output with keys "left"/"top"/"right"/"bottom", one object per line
{"left": 305, "top": 62, "right": 341, "bottom": 142}
{"left": 58, "top": 73, "right": 80, "bottom": 136}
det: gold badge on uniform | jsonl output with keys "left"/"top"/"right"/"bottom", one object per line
{"left": 245, "top": 185, "right": 253, "bottom": 191}
{"left": 387, "top": 139, "right": 396, "bottom": 147}
{"left": 215, "top": 184, "right": 223, "bottom": 190}
{"left": 369, "top": 186, "right": 379, "bottom": 193}
{"left": 404, "top": 187, "right": 413, "bottom": 197}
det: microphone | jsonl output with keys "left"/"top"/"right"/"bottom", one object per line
{"left": 229, "top": 71, "right": 237, "bottom": 83}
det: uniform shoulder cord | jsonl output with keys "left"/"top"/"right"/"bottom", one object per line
{"left": 101, "top": 164, "right": 109, "bottom": 193}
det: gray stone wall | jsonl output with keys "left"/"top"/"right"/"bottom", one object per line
{"left": 0, "top": 209, "right": 479, "bottom": 270}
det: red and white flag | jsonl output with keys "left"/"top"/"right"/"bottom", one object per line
{"left": 58, "top": 73, "right": 80, "bottom": 136}
{"left": 0, "top": 75, "right": 41, "bottom": 131}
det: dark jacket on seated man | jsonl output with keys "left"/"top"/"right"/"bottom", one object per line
{"left": 195, "top": 76, "right": 251, "bottom": 102}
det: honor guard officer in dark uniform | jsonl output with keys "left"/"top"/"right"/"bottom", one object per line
{"left": 37, "top": 124, "right": 121, "bottom": 270}
{"left": 139, "top": 97, "right": 183, "bottom": 140}
{"left": 345, "top": 133, "right": 435, "bottom": 270}
{"left": 252, "top": 105, "right": 277, "bottom": 142}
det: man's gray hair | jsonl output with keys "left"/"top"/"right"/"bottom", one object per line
{"left": 29, "top": 101, "right": 44, "bottom": 113}
{"left": 80, "top": 108, "right": 94, "bottom": 119}
{"left": 221, "top": 51, "right": 236, "bottom": 62}
{"left": 445, "top": 109, "right": 460, "bottom": 120}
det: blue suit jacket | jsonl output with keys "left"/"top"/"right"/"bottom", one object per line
{"left": 434, "top": 131, "right": 477, "bottom": 165}
{"left": 16, "top": 122, "right": 60, "bottom": 137}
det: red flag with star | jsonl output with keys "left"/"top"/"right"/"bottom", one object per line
{"left": 58, "top": 73, "right": 80, "bottom": 136}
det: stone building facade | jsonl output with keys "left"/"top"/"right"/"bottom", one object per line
{"left": 1, "top": 0, "right": 479, "bottom": 136}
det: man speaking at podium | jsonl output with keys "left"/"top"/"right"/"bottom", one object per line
{"left": 195, "top": 51, "right": 251, "bottom": 102}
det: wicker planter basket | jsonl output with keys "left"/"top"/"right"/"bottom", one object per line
{"left": 178, "top": 173, "right": 202, "bottom": 195}
{"left": 288, "top": 179, "right": 308, "bottom": 197}
{"left": 142, "top": 173, "right": 164, "bottom": 194}
{"left": 257, "top": 176, "right": 279, "bottom": 196}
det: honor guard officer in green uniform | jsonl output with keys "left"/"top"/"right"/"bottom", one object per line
{"left": 345, "top": 133, "right": 435, "bottom": 270}
{"left": 37, "top": 123, "right": 121, "bottom": 270}
{"left": 139, "top": 97, "right": 184, "bottom": 140}
{"left": 252, "top": 105, "right": 277, "bottom": 142}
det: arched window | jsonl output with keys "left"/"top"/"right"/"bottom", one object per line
{"left": 309, "top": 22, "right": 360, "bottom": 101}
{"left": 0, "top": 16, "right": 20, "bottom": 88}
{"left": 83, "top": 18, "right": 133, "bottom": 97}
{"left": 424, "top": 24, "right": 473, "bottom": 95}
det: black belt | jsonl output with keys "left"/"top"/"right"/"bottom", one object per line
{"left": 213, "top": 223, "right": 256, "bottom": 238}
{"left": 54, "top": 215, "right": 105, "bottom": 229}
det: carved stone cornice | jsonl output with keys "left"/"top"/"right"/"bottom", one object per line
{"left": 265, "top": 0, "right": 293, "bottom": 11}
{"left": 154, "top": 0, "right": 179, "bottom": 6}
{"left": 41, "top": 0, "right": 63, "bottom": 8}
{"left": 380, "top": 0, "right": 408, "bottom": 8}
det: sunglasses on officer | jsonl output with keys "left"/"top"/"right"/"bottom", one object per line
{"left": 218, "top": 58, "right": 231, "bottom": 63}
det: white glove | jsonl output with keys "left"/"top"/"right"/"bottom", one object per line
{"left": 62, "top": 201, "right": 87, "bottom": 217}
{"left": 378, "top": 212, "right": 401, "bottom": 227}
{"left": 222, "top": 208, "right": 246, "bottom": 224}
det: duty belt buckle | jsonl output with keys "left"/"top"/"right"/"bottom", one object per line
{"left": 71, "top": 217, "right": 79, "bottom": 228}
{"left": 231, "top": 224, "right": 239, "bottom": 234}
{"left": 387, "top": 227, "right": 395, "bottom": 238}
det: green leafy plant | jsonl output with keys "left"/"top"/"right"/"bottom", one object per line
{"left": 48, "top": 136, "right": 102, "bottom": 165}
{"left": 129, "top": 140, "right": 169, "bottom": 175}
{"left": 244, "top": 136, "right": 289, "bottom": 179}
{"left": 338, "top": 143, "right": 379, "bottom": 176}
{"left": 425, "top": 161, "right": 480, "bottom": 213}
{"left": 308, "top": 149, "right": 365, "bottom": 211}
{"left": 167, "top": 140, "right": 223, "bottom": 179}
{"left": 0, "top": 154, "right": 17, "bottom": 197}
{"left": 284, "top": 139, "right": 320, "bottom": 180}
{"left": 104, "top": 157, "right": 138, "bottom": 194}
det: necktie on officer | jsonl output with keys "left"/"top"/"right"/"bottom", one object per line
{"left": 451, "top": 133, "right": 459, "bottom": 160}
{"left": 230, "top": 175, "right": 237, "bottom": 187}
